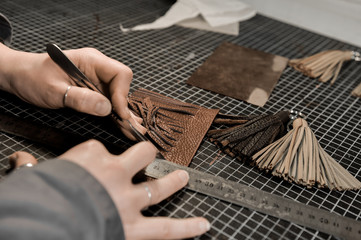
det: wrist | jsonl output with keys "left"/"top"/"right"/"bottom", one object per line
{"left": 0, "top": 43, "right": 17, "bottom": 93}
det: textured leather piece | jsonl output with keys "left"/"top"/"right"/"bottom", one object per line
{"left": 186, "top": 42, "right": 288, "bottom": 107}
{"left": 129, "top": 88, "right": 219, "bottom": 166}
{"left": 208, "top": 111, "right": 289, "bottom": 161}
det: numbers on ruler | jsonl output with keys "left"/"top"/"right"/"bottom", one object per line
{"left": 192, "top": 178, "right": 361, "bottom": 235}
{"left": 320, "top": 217, "right": 329, "bottom": 224}
{"left": 238, "top": 191, "right": 246, "bottom": 198}
{"left": 195, "top": 179, "right": 215, "bottom": 188}
{"left": 250, "top": 195, "right": 257, "bottom": 202}
{"left": 162, "top": 165, "right": 361, "bottom": 239}
{"left": 308, "top": 214, "right": 315, "bottom": 220}
{"left": 152, "top": 164, "right": 171, "bottom": 176}
{"left": 194, "top": 179, "right": 236, "bottom": 194}
{"left": 163, "top": 169, "right": 171, "bottom": 174}
{"left": 284, "top": 206, "right": 291, "bottom": 213}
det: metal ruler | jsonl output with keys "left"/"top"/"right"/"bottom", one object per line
{"left": 145, "top": 159, "right": 361, "bottom": 240}
{"left": 1, "top": 112, "right": 360, "bottom": 239}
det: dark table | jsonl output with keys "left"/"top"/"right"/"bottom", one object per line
{"left": 1, "top": 0, "right": 361, "bottom": 239}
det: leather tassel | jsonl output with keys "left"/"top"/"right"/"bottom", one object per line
{"left": 208, "top": 110, "right": 290, "bottom": 162}
{"left": 252, "top": 118, "right": 361, "bottom": 191}
{"left": 289, "top": 50, "right": 360, "bottom": 85}
{"left": 351, "top": 82, "right": 361, "bottom": 97}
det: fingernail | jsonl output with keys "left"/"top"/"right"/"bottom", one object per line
{"left": 95, "top": 100, "right": 111, "bottom": 116}
{"left": 199, "top": 220, "right": 211, "bottom": 231}
{"left": 130, "top": 110, "right": 142, "bottom": 122}
{"left": 178, "top": 170, "right": 189, "bottom": 183}
{"left": 126, "top": 107, "right": 132, "bottom": 116}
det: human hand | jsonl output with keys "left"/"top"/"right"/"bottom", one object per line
{"left": 10, "top": 140, "right": 211, "bottom": 239}
{"left": 0, "top": 43, "right": 146, "bottom": 139}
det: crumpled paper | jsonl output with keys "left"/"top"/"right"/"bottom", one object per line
{"left": 120, "top": 0, "right": 256, "bottom": 35}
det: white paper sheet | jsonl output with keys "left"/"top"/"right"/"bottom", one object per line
{"left": 177, "top": 16, "right": 239, "bottom": 36}
{"left": 120, "top": 0, "right": 256, "bottom": 35}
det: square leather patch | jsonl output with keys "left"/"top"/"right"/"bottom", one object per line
{"left": 129, "top": 89, "right": 219, "bottom": 166}
{"left": 186, "top": 42, "right": 288, "bottom": 107}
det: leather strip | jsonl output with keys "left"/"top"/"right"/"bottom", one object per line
{"left": 289, "top": 50, "right": 353, "bottom": 85}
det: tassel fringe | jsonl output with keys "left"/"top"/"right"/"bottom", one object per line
{"left": 208, "top": 111, "right": 290, "bottom": 162}
{"left": 352, "top": 82, "right": 361, "bottom": 97}
{"left": 289, "top": 50, "right": 353, "bottom": 85}
{"left": 252, "top": 118, "right": 361, "bottom": 191}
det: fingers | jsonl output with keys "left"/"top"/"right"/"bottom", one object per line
{"left": 58, "top": 139, "right": 110, "bottom": 165}
{"left": 73, "top": 48, "right": 133, "bottom": 120}
{"left": 8, "top": 151, "right": 38, "bottom": 169}
{"left": 115, "top": 116, "right": 148, "bottom": 141}
{"left": 126, "top": 217, "right": 210, "bottom": 240}
{"left": 63, "top": 85, "right": 112, "bottom": 116}
{"left": 128, "top": 111, "right": 147, "bottom": 135}
{"left": 135, "top": 170, "right": 189, "bottom": 209}
{"left": 119, "top": 141, "right": 157, "bottom": 176}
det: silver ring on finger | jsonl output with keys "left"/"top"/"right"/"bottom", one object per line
{"left": 144, "top": 185, "right": 152, "bottom": 206}
{"left": 63, "top": 85, "right": 72, "bottom": 106}
{"left": 14, "top": 163, "right": 34, "bottom": 172}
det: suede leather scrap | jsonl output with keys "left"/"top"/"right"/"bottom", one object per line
{"left": 129, "top": 88, "right": 219, "bottom": 166}
{"left": 186, "top": 42, "right": 288, "bottom": 107}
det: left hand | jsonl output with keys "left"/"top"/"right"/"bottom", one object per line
{"left": 9, "top": 140, "right": 211, "bottom": 239}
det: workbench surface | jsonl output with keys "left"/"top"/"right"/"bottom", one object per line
{"left": 1, "top": 0, "right": 361, "bottom": 239}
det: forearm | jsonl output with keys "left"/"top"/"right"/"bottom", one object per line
{"left": 0, "top": 14, "right": 37, "bottom": 96}
{"left": 0, "top": 13, "right": 14, "bottom": 92}
{"left": 0, "top": 160, "right": 125, "bottom": 240}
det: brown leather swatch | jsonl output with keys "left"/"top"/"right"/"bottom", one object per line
{"left": 186, "top": 42, "right": 288, "bottom": 107}
{"left": 129, "top": 88, "right": 219, "bottom": 166}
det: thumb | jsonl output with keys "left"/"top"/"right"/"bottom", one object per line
{"left": 64, "top": 86, "right": 112, "bottom": 116}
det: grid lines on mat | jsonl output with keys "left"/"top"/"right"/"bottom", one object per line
{"left": 1, "top": 0, "right": 361, "bottom": 239}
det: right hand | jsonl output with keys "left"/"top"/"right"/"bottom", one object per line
{"left": 0, "top": 43, "right": 146, "bottom": 140}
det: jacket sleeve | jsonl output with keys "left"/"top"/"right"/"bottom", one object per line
{"left": 0, "top": 13, "right": 12, "bottom": 46}
{"left": 0, "top": 160, "right": 125, "bottom": 240}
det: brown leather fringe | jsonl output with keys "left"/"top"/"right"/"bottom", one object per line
{"left": 208, "top": 111, "right": 290, "bottom": 162}
{"left": 289, "top": 50, "right": 353, "bottom": 85}
{"left": 252, "top": 118, "right": 361, "bottom": 191}
{"left": 129, "top": 88, "right": 219, "bottom": 166}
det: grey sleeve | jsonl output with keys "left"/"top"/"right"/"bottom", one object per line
{"left": 0, "top": 13, "right": 12, "bottom": 46}
{"left": 0, "top": 160, "right": 125, "bottom": 240}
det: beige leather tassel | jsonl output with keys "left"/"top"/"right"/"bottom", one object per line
{"left": 289, "top": 50, "right": 359, "bottom": 85}
{"left": 351, "top": 82, "right": 361, "bottom": 97}
{"left": 252, "top": 118, "right": 361, "bottom": 191}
